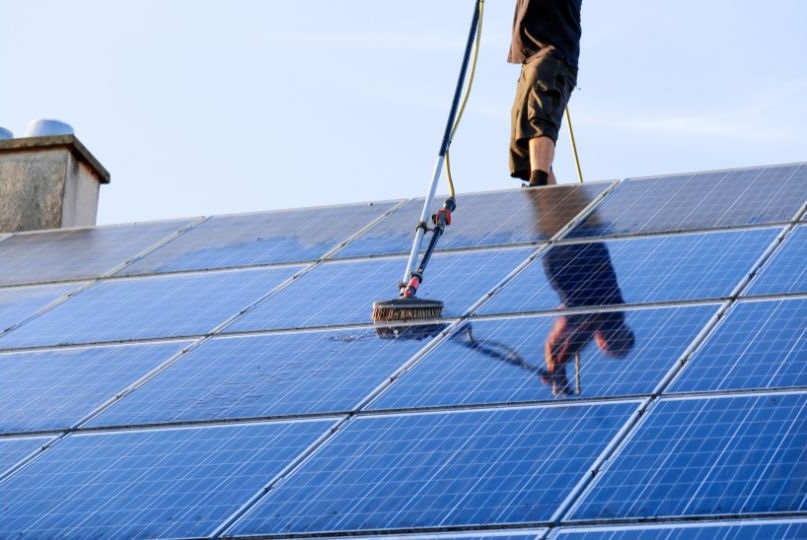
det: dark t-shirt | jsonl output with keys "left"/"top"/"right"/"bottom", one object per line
{"left": 542, "top": 242, "right": 624, "bottom": 308}
{"left": 508, "top": 0, "right": 582, "bottom": 68}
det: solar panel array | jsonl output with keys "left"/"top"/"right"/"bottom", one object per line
{"left": 1, "top": 163, "right": 806, "bottom": 539}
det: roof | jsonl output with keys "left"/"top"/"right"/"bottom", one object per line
{"left": 1, "top": 163, "right": 806, "bottom": 539}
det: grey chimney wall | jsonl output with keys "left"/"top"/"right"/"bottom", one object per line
{"left": 0, "top": 135, "right": 110, "bottom": 233}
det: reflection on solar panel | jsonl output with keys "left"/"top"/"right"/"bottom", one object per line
{"left": 1, "top": 163, "right": 805, "bottom": 538}
{"left": 0, "top": 219, "right": 192, "bottom": 286}
{"left": 335, "top": 183, "right": 612, "bottom": 258}
{"left": 370, "top": 305, "right": 718, "bottom": 409}
{"left": 567, "top": 163, "right": 807, "bottom": 238}
{"left": 118, "top": 201, "right": 399, "bottom": 275}
{"left": 478, "top": 228, "right": 778, "bottom": 316}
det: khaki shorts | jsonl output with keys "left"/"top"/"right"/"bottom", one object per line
{"left": 510, "top": 51, "right": 577, "bottom": 180}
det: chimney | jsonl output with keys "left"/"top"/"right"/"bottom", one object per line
{"left": 0, "top": 120, "right": 110, "bottom": 233}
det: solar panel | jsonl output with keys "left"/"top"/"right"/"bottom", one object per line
{"left": 0, "top": 266, "right": 301, "bottom": 350}
{"left": 229, "top": 402, "right": 639, "bottom": 536}
{"left": 550, "top": 519, "right": 807, "bottom": 539}
{"left": 335, "top": 183, "right": 612, "bottom": 259}
{"left": 668, "top": 298, "right": 807, "bottom": 393}
{"left": 568, "top": 392, "right": 807, "bottom": 521}
{"left": 0, "top": 220, "right": 192, "bottom": 287}
{"left": 86, "top": 328, "right": 433, "bottom": 428}
{"left": 0, "top": 419, "right": 336, "bottom": 539}
{"left": 0, "top": 341, "right": 191, "bottom": 433}
{"left": 0, "top": 282, "right": 86, "bottom": 335}
{"left": 1, "top": 162, "right": 806, "bottom": 538}
{"left": 745, "top": 224, "right": 807, "bottom": 296}
{"left": 369, "top": 305, "right": 718, "bottom": 409}
{"left": 567, "top": 163, "right": 807, "bottom": 238}
{"left": 0, "top": 436, "right": 53, "bottom": 476}
{"left": 117, "top": 201, "right": 399, "bottom": 275}
{"left": 227, "top": 247, "right": 534, "bottom": 333}
{"left": 478, "top": 228, "right": 778, "bottom": 316}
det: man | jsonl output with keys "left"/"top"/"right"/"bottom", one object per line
{"left": 540, "top": 241, "right": 635, "bottom": 395}
{"left": 509, "top": 0, "right": 582, "bottom": 186}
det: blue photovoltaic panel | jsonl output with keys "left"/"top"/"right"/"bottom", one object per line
{"left": 478, "top": 228, "right": 778, "bottom": 316}
{"left": 551, "top": 520, "right": 807, "bottom": 539}
{"left": 0, "top": 419, "right": 334, "bottom": 539}
{"left": 335, "top": 184, "right": 611, "bottom": 259}
{"left": 745, "top": 224, "right": 807, "bottom": 296}
{"left": 0, "top": 266, "right": 301, "bottom": 350}
{"left": 566, "top": 163, "right": 807, "bottom": 238}
{"left": 0, "top": 219, "right": 190, "bottom": 287}
{"left": 0, "top": 341, "right": 191, "bottom": 433}
{"left": 0, "top": 282, "right": 85, "bottom": 335}
{"left": 87, "top": 328, "right": 431, "bottom": 428}
{"left": 370, "top": 305, "right": 717, "bottom": 410}
{"left": 0, "top": 436, "right": 53, "bottom": 476}
{"left": 230, "top": 402, "right": 638, "bottom": 536}
{"left": 669, "top": 298, "right": 807, "bottom": 393}
{"left": 570, "top": 393, "right": 807, "bottom": 521}
{"left": 227, "top": 247, "right": 534, "bottom": 333}
{"left": 118, "top": 201, "right": 399, "bottom": 275}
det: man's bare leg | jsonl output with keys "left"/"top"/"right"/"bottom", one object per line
{"left": 528, "top": 136, "right": 557, "bottom": 185}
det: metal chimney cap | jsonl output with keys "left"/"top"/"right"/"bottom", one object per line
{"left": 25, "top": 119, "right": 74, "bottom": 137}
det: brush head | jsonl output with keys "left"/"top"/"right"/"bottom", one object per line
{"left": 371, "top": 296, "right": 444, "bottom": 323}
{"left": 373, "top": 322, "right": 449, "bottom": 341}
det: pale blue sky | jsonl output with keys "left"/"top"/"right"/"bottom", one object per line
{"left": 2, "top": 1, "right": 805, "bottom": 225}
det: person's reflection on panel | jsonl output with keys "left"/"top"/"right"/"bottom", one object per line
{"left": 527, "top": 187, "right": 635, "bottom": 395}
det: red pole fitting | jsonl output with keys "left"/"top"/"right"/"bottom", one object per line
{"left": 403, "top": 275, "right": 421, "bottom": 297}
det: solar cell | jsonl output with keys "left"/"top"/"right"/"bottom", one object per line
{"left": 668, "top": 298, "right": 807, "bottom": 393}
{"left": 0, "top": 341, "right": 191, "bottom": 433}
{"left": 550, "top": 519, "right": 807, "bottom": 539}
{"left": 0, "top": 436, "right": 53, "bottom": 476}
{"left": 569, "top": 392, "right": 807, "bottom": 521}
{"left": 229, "top": 402, "right": 639, "bottom": 535}
{"left": 335, "top": 184, "right": 611, "bottom": 259}
{"left": 0, "top": 266, "right": 301, "bottom": 350}
{"left": 118, "top": 202, "right": 399, "bottom": 275}
{"left": 566, "top": 163, "right": 807, "bottom": 238}
{"left": 0, "top": 282, "right": 85, "bottom": 336}
{"left": 0, "top": 419, "right": 335, "bottom": 539}
{"left": 745, "top": 224, "right": 807, "bottom": 296}
{"left": 227, "top": 247, "right": 534, "bottom": 333}
{"left": 0, "top": 219, "right": 191, "bottom": 286}
{"left": 86, "top": 328, "right": 433, "bottom": 428}
{"left": 478, "top": 229, "right": 778, "bottom": 316}
{"left": 369, "top": 305, "right": 717, "bottom": 409}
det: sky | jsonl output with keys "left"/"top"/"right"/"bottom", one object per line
{"left": 2, "top": 0, "right": 806, "bottom": 226}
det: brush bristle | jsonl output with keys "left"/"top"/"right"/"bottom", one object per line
{"left": 371, "top": 297, "right": 444, "bottom": 322}
{"left": 372, "top": 306, "right": 443, "bottom": 322}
